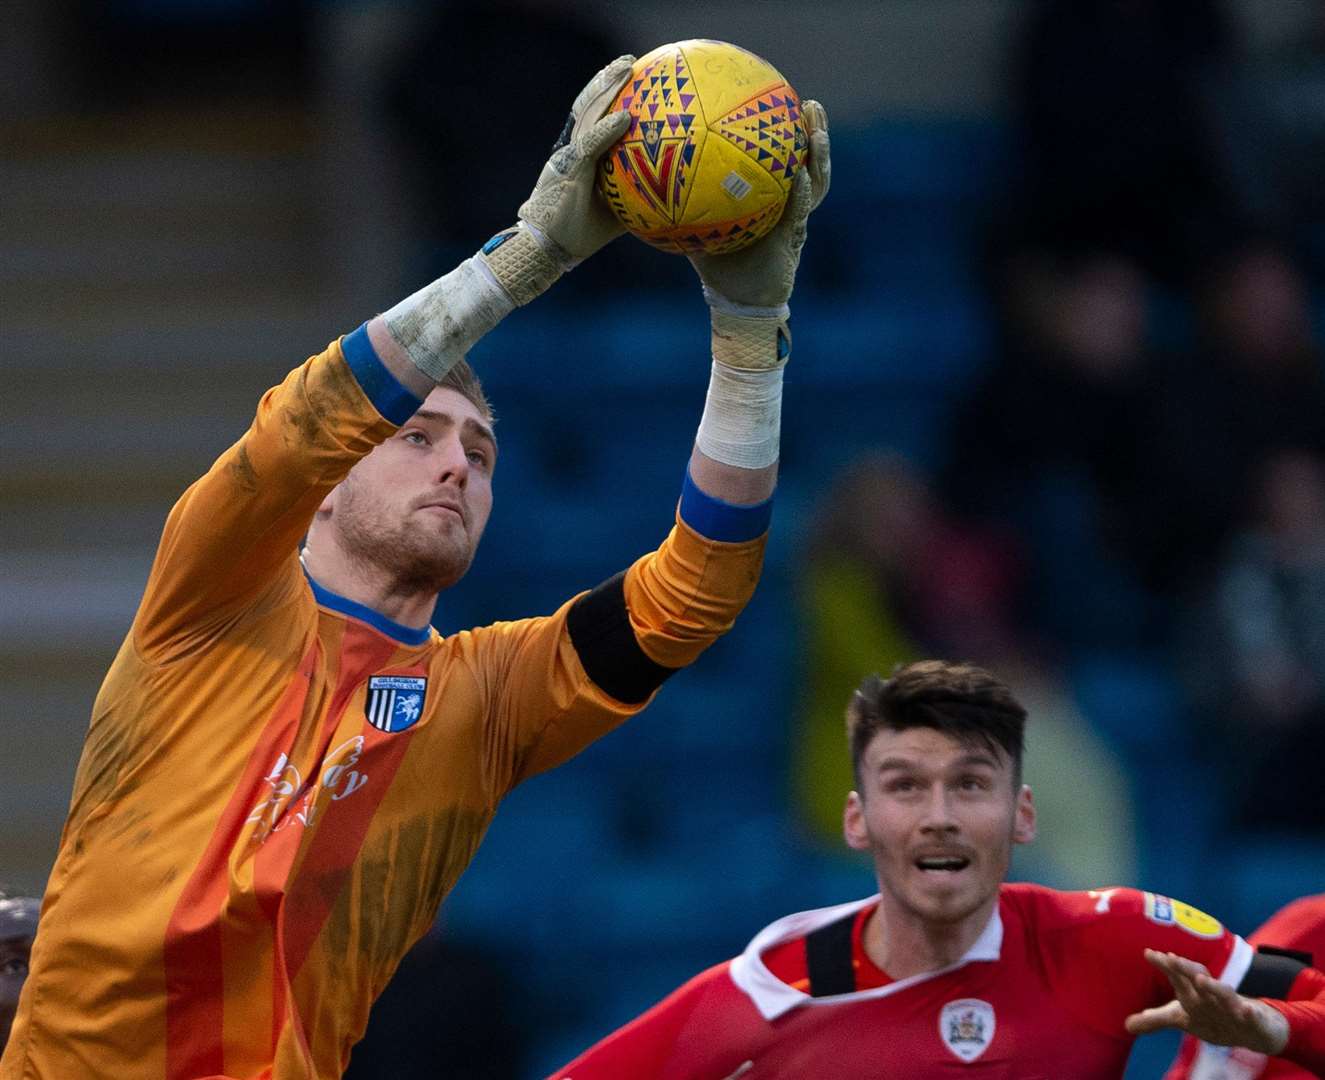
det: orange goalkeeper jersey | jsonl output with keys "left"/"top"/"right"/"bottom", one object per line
{"left": 1, "top": 326, "right": 769, "bottom": 1080}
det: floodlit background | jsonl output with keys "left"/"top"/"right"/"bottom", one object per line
{"left": 4, "top": 2, "right": 1325, "bottom": 1076}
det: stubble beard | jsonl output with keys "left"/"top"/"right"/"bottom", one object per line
{"left": 336, "top": 483, "right": 473, "bottom": 596}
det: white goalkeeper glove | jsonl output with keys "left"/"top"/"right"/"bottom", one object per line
{"left": 691, "top": 100, "right": 830, "bottom": 470}
{"left": 383, "top": 56, "right": 635, "bottom": 383}
{"left": 482, "top": 54, "right": 635, "bottom": 300}
{"left": 690, "top": 99, "right": 831, "bottom": 371}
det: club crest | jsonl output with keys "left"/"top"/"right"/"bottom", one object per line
{"left": 365, "top": 675, "right": 426, "bottom": 733}
{"left": 939, "top": 998, "right": 995, "bottom": 1063}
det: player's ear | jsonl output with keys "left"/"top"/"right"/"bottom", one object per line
{"left": 843, "top": 791, "right": 870, "bottom": 852}
{"left": 1013, "top": 784, "right": 1037, "bottom": 845}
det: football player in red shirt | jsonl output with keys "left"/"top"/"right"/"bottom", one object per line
{"left": 1167, "top": 893, "right": 1325, "bottom": 1080}
{"left": 551, "top": 661, "right": 1325, "bottom": 1079}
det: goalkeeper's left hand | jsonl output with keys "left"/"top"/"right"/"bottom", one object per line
{"left": 684, "top": 100, "right": 829, "bottom": 487}
{"left": 687, "top": 99, "right": 831, "bottom": 372}
{"left": 1125, "top": 950, "right": 1291, "bottom": 1055}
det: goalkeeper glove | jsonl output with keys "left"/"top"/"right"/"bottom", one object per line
{"left": 690, "top": 100, "right": 830, "bottom": 471}
{"left": 383, "top": 56, "right": 635, "bottom": 383}
{"left": 688, "top": 99, "right": 831, "bottom": 373}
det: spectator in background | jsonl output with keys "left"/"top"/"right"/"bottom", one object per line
{"left": 1214, "top": 0, "right": 1325, "bottom": 279}
{"left": 945, "top": 252, "right": 1159, "bottom": 647}
{"left": 1009, "top": 0, "right": 1250, "bottom": 284}
{"left": 1137, "top": 243, "right": 1325, "bottom": 592}
{"left": 1182, "top": 448, "right": 1325, "bottom": 834}
{"left": 0, "top": 892, "right": 38, "bottom": 1052}
{"left": 794, "top": 455, "right": 1136, "bottom": 888}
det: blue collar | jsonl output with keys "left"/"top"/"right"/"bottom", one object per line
{"left": 304, "top": 570, "right": 433, "bottom": 647}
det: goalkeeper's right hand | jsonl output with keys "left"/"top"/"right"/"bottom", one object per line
{"left": 491, "top": 55, "right": 636, "bottom": 296}
{"left": 380, "top": 56, "right": 634, "bottom": 384}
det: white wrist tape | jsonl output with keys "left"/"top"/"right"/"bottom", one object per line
{"left": 694, "top": 359, "right": 786, "bottom": 470}
{"left": 382, "top": 255, "right": 515, "bottom": 383}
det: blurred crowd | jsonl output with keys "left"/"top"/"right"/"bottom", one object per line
{"left": 795, "top": 0, "right": 1325, "bottom": 886}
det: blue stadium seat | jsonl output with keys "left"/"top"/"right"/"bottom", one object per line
{"left": 1210, "top": 834, "right": 1325, "bottom": 936}
{"left": 791, "top": 295, "right": 991, "bottom": 390}
{"left": 1068, "top": 651, "right": 1187, "bottom": 756}
{"left": 827, "top": 120, "right": 1014, "bottom": 204}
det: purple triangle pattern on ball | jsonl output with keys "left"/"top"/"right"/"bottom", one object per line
{"left": 714, "top": 92, "right": 806, "bottom": 180}
{"left": 596, "top": 41, "right": 807, "bottom": 255}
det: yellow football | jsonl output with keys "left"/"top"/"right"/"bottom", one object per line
{"left": 597, "top": 40, "right": 807, "bottom": 255}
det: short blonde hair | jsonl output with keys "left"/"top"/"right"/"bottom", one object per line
{"left": 438, "top": 358, "right": 494, "bottom": 425}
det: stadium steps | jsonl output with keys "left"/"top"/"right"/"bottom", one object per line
{"left": 1, "top": 104, "right": 337, "bottom": 581}
{"left": 0, "top": 105, "right": 338, "bottom": 888}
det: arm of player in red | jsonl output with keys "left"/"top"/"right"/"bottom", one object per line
{"left": 1127, "top": 949, "right": 1325, "bottom": 1073}
{"left": 546, "top": 963, "right": 753, "bottom": 1080}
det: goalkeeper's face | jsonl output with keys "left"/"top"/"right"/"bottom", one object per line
{"left": 326, "top": 387, "right": 496, "bottom": 594}
{"left": 844, "top": 726, "right": 1036, "bottom": 934}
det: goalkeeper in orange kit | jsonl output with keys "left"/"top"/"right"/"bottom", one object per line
{"left": 0, "top": 57, "right": 830, "bottom": 1080}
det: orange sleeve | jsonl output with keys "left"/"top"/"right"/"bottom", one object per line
{"left": 464, "top": 509, "right": 768, "bottom": 793}
{"left": 134, "top": 337, "right": 397, "bottom": 661}
{"left": 456, "top": 598, "right": 632, "bottom": 797}
{"left": 622, "top": 515, "right": 766, "bottom": 669}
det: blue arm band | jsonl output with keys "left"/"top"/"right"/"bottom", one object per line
{"left": 341, "top": 322, "right": 423, "bottom": 427}
{"left": 677, "top": 466, "right": 773, "bottom": 543}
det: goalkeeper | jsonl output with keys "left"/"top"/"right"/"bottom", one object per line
{"left": 0, "top": 58, "right": 831, "bottom": 1080}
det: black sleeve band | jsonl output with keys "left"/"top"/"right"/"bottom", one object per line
{"left": 805, "top": 912, "right": 857, "bottom": 998}
{"left": 1238, "top": 946, "right": 1313, "bottom": 999}
{"left": 566, "top": 572, "right": 676, "bottom": 705}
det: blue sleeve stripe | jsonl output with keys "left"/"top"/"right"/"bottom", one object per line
{"left": 677, "top": 466, "right": 773, "bottom": 543}
{"left": 341, "top": 322, "right": 423, "bottom": 427}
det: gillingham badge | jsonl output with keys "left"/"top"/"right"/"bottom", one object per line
{"left": 365, "top": 676, "right": 426, "bottom": 733}
{"left": 939, "top": 998, "right": 996, "bottom": 1063}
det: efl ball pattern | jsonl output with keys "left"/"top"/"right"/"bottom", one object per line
{"left": 598, "top": 40, "right": 806, "bottom": 255}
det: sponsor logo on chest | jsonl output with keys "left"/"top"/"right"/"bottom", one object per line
{"left": 939, "top": 998, "right": 996, "bottom": 1063}
{"left": 365, "top": 675, "right": 427, "bottom": 733}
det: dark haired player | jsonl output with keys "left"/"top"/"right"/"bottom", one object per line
{"left": 551, "top": 661, "right": 1325, "bottom": 1078}
{"left": 0, "top": 59, "right": 831, "bottom": 1079}
{"left": 1168, "top": 894, "right": 1325, "bottom": 1080}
